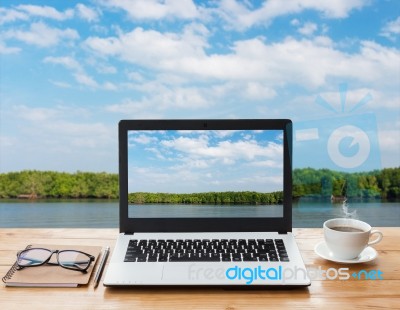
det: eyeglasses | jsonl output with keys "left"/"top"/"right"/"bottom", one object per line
{"left": 16, "top": 248, "right": 95, "bottom": 273}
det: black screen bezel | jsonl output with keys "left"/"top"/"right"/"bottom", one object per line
{"left": 119, "top": 119, "right": 292, "bottom": 233}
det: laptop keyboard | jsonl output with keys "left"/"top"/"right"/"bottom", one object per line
{"left": 124, "top": 239, "right": 289, "bottom": 262}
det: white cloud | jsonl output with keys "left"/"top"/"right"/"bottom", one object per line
{"left": 216, "top": 0, "right": 367, "bottom": 30}
{"left": 4, "top": 22, "right": 79, "bottom": 47}
{"left": 0, "top": 7, "right": 29, "bottom": 25}
{"left": 127, "top": 72, "right": 145, "bottom": 82}
{"left": 380, "top": 16, "right": 400, "bottom": 40}
{"left": 0, "top": 4, "right": 100, "bottom": 25}
{"left": 75, "top": 4, "right": 100, "bottom": 22}
{"left": 131, "top": 134, "right": 157, "bottom": 144}
{"left": 16, "top": 4, "right": 74, "bottom": 21}
{"left": 105, "top": 98, "right": 164, "bottom": 118}
{"left": 45, "top": 59, "right": 115, "bottom": 90}
{"left": 13, "top": 105, "right": 59, "bottom": 122}
{"left": 102, "top": 81, "right": 118, "bottom": 90}
{"left": 248, "top": 160, "right": 282, "bottom": 168}
{"left": 213, "top": 130, "right": 240, "bottom": 138}
{"left": 243, "top": 82, "right": 277, "bottom": 100}
{"left": 44, "top": 56, "right": 82, "bottom": 71}
{"left": 74, "top": 72, "right": 99, "bottom": 88}
{"left": 100, "top": 0, "right": 198, "bottom": 20}
{"left": 106, "top": 98, "right": 145, "bottom": 114}
{"left": 298, "top": 22, "right": 318, "bottom": 36}
{"left": 96, "top": 63, "right": 117, "bottom": 74}
{"left": 144, "top": 147, "right": 166, "bottom": 160}
{"left": 44, "top": 56, "right": 100, "bottom": 89}
{"left": 105, "top": 82, "right": 211, "bottom": 115}
{"left": 85, "top": 26, "right": 207, "bottom": 67}
{"left": 86, "top": 27, "right": 399, "bottom": 89}
{"left": 160, "top": 86, "right": 209, "bottom": 108}
{"left": 0, "top": 40, "right": 21, "bottom": 54}
{"left": 290, "top": 18, "right": 300, "bottom": 26}
{"left": 161, "top": 135, "right": 283, "bottom": 164}
{"left": 48, "top": 80, "right": 72, "bottom": 88}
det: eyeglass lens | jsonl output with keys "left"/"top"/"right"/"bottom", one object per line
{"left": 58, "top": 250, "right": 91, "bottom": 270}
{"left": 17, "top": 248, "right": 52, "bottom": 267}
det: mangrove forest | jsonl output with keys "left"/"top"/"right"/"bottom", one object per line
{"left": 0, "top": 167, "right": 399, "bottom": 200}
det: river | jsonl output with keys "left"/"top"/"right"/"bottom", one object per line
{"left": 0, "top": 199, "right": 399, "bottom": 228}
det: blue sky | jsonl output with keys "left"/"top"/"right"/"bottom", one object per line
{"left": 128, "top": 130, "right": 283, "bottom": 193}
{"left": 0, "top": 0, "right": 399, "bottom": 173}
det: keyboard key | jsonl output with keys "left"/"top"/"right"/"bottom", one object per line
{"left": 124, "top": 257, "right": 136, "bottom": 262}
{"left": 148, "top": 255, "right": 158, "bottom": 262}
{"left": 259, "top": 255, "right": 268, "bottom": 261}
{"left": 222, "top": 254, "right": 231, "bottom": 261}
{"left": 158, "top": 255, "right": 168, "bottom": 262}
{"left": 243, "top": 254, "right": 257, "bottom": 261}
{"left": 232, "top": 254, "right": 242, "bottom": 261}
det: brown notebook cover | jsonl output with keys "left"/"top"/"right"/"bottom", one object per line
{"left": 2, "top": 244, "right": 102, "bottom": 287}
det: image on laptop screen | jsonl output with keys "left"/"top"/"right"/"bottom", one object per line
{"left": 127, "top": 129, "right": 284, "bottom": 218}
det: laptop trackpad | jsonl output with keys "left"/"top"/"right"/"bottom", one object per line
{"left": 124, "top": 264, "right": 164, "bottom": 284}
{"left": 162, "top": 264, "right": 193, "bottom": 283}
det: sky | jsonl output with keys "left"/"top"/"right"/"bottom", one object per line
{"left": 0, "top": 0, "right": 399, "bottom": 174}
{"left": 128, "top": 129, "right": 283, "bottom": 193}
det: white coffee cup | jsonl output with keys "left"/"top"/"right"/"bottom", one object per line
{"left": 323, "top": 218, "right": 383, "bottom": 260}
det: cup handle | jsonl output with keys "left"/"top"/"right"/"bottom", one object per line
{"left": 368, "top": 230, "right": 383, "bottom": 246}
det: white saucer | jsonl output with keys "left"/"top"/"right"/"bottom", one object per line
{"left": 314, "top": 241, "right": 378, "bottom": 264}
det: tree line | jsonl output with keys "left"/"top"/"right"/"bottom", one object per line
{"left": 128, "top": 191, "right": 283, "bottom": 205}
{"left": 0, "top": 167, "right": 398, "bottom": 200}
{"left": 0, "top": 170, "right": 118, "bottom": 199}
{"left": 293, "top": 167, "right": 400, "bottom": 199}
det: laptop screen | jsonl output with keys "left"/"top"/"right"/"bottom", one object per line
{"left": 127, "top": 129, "right": 284, "bottom": 218}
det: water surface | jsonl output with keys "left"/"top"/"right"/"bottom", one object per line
{"left": 0, "top": 199, "right": 398, "bottom": 228}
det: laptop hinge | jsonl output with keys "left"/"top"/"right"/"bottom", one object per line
{"left": 278, "top": 231, "right": 288, "bottom": 234}
{"left": 124, "top": 232, "right": 134, "bottom": 235}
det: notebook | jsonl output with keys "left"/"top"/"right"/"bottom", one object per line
{"left": 104, "top": 119, "right": 311, "bottom": 287}
{"left": 2, "top": 244, "right": 102, "bottom": 287}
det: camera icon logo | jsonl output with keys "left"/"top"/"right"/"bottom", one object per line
{"left": 327, "top": 124, "right": 371, "bottom": 169}
{"left": 293, "top": 84, "right": 381, "bottom": 172}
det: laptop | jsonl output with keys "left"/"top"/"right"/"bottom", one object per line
{"left": 104, "top": 119, "right": 311, "bottom": 287}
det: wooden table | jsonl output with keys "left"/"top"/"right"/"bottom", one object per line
{"left": 0, "top": 228, "right": 399, "bottom": 309}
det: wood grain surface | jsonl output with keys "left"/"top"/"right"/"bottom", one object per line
{"left": 1, "top": 228, "right": 399, "bottom": 309}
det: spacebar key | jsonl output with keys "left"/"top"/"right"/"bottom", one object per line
{"left": 169, "top": 255, "right": 220, "bottom": 262}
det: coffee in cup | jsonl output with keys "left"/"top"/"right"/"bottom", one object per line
{"left": 323, "top": 218, "right": 383, "bottom": 260}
